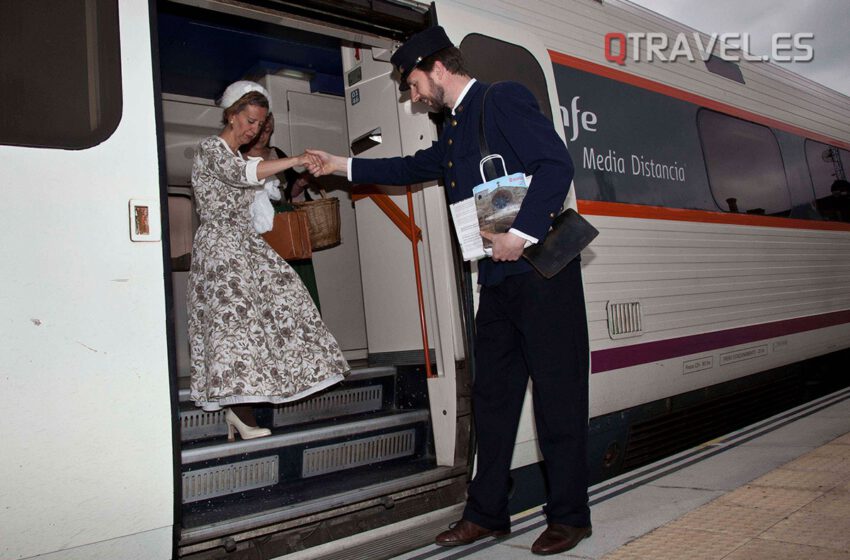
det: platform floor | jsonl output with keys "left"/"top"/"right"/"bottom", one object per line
{"left": 393, "top": 386, "right": 850, "bottom": 560}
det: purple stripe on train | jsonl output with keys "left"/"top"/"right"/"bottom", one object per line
{"left": 591, "top": 310, "right": 850, "bottom": 374}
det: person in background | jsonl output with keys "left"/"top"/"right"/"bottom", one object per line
{"left": 188, "top": 80, "right": 348, "bottom": 441}
{"left": 242, "top": 113, "right": 322, "bottom": 310}
{"left": 307, "top": 27, "right": 591, "bottom": 555}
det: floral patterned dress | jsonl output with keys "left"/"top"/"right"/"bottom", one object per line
{"left": 188, "top": 136, "right": 348, "bottom": 411}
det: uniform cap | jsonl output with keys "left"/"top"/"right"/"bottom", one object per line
{"left": 390, "top": 26, "right": 454, "bottom": 91}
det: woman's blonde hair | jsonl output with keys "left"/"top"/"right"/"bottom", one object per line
{"left": 222, "top": 91, "right": 269, "bottom": 125}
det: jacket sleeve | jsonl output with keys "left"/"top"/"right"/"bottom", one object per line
{"left": 351, "top": 140, "right": 445, "bottom": 186}
{"left": 488, "top": 82, "right": 574, "bottom": 240}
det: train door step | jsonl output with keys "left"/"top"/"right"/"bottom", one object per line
{"left": 178, "top": 464, "right": 467, "bottom": 554}
{"left": 178, "top": 366, "right": 398, "bottom": 441}
{"left": 181, "top": 409, "right": 429, "bottom": 468}
{"left": 178, "top": 364, "right": 436, "bottom": 532}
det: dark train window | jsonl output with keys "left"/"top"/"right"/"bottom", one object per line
{"left": 0, "top": 0, "right": 122, "bottom": 149}
{"left": 806, "top": 140, "right": 843, "bottom": 200}
{"left": 460, "top": 34, "right": 552, "bottom": 122}
{"left": 806, "top": 140, "right": 850, "bottom": 221}
{"left": 698, "top": 110, "right": 791, "bottom": 215}
{"left": 704, "top": 55, "right": 745, "bottom": 84}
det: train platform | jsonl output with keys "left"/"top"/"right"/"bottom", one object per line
{"left": 388, "top": 385, "right": 850, "bottom": 560}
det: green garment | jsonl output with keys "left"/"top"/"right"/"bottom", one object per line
{"left": 272, "top": 201, "right": 321, "bottom": 312}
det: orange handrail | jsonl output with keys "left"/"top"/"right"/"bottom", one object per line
{"left": 353, "top": 188, "right": 422, "bottom": 242}
{"left": 353, "top": 185, "right": 434, "bottom": 378}
{"left": 406, "top": 187, "right": 434, "bottom": 378}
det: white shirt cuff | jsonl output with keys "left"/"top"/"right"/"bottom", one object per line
{"left": 245, "top": 158, "right": 261, "bottom": 185}
{"left": 509, "top": 228, "right": 538, "bottom": 246}
{"left": 347, "top": 158, "right": 353, "bottom": 181}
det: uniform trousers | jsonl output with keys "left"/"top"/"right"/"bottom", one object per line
{"left": 462, "top": 258, "right": 591, "bottom": 530}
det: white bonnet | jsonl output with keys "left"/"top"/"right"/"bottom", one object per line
{"left": 218, "top": 80, "right": 270, "bottom": 109}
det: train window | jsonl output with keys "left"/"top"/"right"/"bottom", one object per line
{"left": 806, "top": 141, "right": 842, "bottom": 200}
{"left": 704, "top": 55, "right": 745, "bottom": 84}
{"left": 698, "top": 110, "right": 791, "bottom": 215}
{"left": 806, "top": 140, "right": 850, "bottom": 221}
{"left": 0, "top": 0, "right": 122, "bottom": 149}
{"left": 459, "top": 34, "right": 552, "bottom": 122}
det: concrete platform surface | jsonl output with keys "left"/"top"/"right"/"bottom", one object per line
{"left": 391, "top": 386, "right": 850, "bottom": 560}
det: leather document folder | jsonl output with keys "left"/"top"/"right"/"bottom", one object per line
{"left": 522, "top": 208, "right": 598, "bottom": 278}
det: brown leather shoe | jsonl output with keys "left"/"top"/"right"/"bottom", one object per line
{"left": 434, "top": 519, "right": 509, "bottom": 547}
{"left": 531, "top": 523, "right": 592, "bottom": 555}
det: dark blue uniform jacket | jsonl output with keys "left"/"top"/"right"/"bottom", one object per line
{"left": 352, "top": 80, "right": 575, "bottom": 286}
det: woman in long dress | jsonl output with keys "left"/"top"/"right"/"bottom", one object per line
{"left": 188, "top": 81, "right": 349, "bottom": 441}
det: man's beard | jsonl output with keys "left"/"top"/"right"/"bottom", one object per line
{"left": 425, "top": 76, "right": 447, "bottom": 111}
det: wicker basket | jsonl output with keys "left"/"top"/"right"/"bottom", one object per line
{"left": 293, "top": 189, "right": 341, "bottom": 250}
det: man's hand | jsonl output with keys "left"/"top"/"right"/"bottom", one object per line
{"left": 480, "top": 231, "right": 526, "bottom": 262}
{"left": 295, "top": 152, "right": 323, "bottom": 176}
{"left": 306, "top": 149, "right": 347, "bottom": 177}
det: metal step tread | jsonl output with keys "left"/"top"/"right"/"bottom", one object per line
{"left": 279, "top": 503, "right": 466, "bottom": 560}
{"left": 178, "top": 365, "right": 397, "bottom": 403}
{"left": 181, "top": 408, "right": 430, "bottom": 465}
{"left": 179, "top": 464, "right": 467, "bottom": 547}
{"left": 181, "top": 383, "right": 388, "bottom": 441}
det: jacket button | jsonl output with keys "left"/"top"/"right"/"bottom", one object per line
{"left": 452, "top": 120, "right": 458, "bottom": 126}
{"left": 451, "top": 181, "right": 456, "bottom": 188}
{"left": 448, "top": 138, "right": 453, "bottom": 145}
{"left": 549, "top": 212, "right": 556, "bottom": 218}
{"left": 448, "top": 161, "right": 453, "bottom": 168}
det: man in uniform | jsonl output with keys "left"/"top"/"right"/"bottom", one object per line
{"left": 308, "top": 26, "right": 591, "bottom": 555}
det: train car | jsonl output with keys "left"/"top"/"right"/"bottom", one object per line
{"left": 1, "top": 0, "right": 849, "bottom": 559}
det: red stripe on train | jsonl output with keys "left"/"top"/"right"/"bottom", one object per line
{"left": 577, "top": 200, "right": 850, "bottom": 231}
{"left": 591, "top": 310, "right": 850, "bottom": 374}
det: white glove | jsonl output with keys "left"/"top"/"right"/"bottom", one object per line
{"left": 264, "top": 176, "right": 282, "bottom": 201}
{"left": 249, "top": 190, "right": 275, "bottom": 234}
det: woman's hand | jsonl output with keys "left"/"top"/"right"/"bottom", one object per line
{"left": 306, "top": 149, "right": 347, "bottom": 177}
{"left": 257, "top": 152, "right": 321, "bottom": 181}
{"left": 296, "top": 152, "right": 323, "bottom": 175}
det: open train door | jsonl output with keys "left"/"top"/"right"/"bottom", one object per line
{"left": 0, "top": 1, "right": 175, "bottom": 558}
{"left": 341, "top": 30, "right": 468, "bottom": 467}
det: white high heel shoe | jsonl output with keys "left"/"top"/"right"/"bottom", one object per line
{"left": 224, "top": 409, "right": 271, "bottom": 441}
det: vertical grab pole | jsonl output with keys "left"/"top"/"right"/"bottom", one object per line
{"left": 406, "top": 186, "right": 434, "bottom": 378}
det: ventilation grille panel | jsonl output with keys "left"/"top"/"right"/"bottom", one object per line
{"left": 274, "top": 385, "right": 383, "bottom": 427}
{"left": 302, "top": 429, "right": 416, "bottom": 478}
{"left": 181, "top": 409, "right": 227, "bottom": 440}
{"left": 182, "top": 456, "right": 279, "bottom": 503}
{"left": 606, "top": 301, "right": 643, "bottom": 339}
